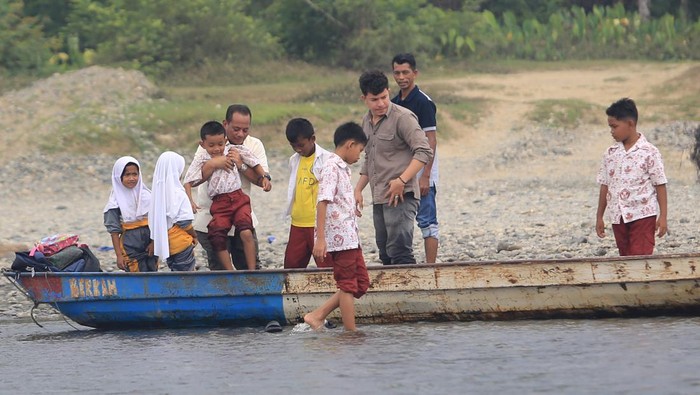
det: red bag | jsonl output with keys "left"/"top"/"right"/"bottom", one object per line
{"left": 29, "top": 233, "right": 80, "bottom": 257}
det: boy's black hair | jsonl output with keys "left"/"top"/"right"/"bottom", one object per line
{"left": 225, "top": 104, "right": 252, "bottom": 122}
{"left": 200, "top": 120, "right": 226, "bottom": 140}
{"left": 285, "top": 118, "right": 315, "bottom": 143}
{"left": 334, "top": 122, "right": 368, "bottom": 148}
{"left": 359, "top": 70, "right": 389, "bottom": 96}
{"left": 392, "top": 53, "right": 417, "bottom": 70}
{"left": 606, "top": 98, "right": 638, "bottom": 123}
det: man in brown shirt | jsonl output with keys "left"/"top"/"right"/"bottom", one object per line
{"left": 354, "top": 70, "right": 433, "bottom": 265}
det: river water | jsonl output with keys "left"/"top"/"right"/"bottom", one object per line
{"left": 1, "top": 317, "right": 699, "bottom": 394}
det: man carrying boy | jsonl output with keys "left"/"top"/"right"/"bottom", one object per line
{"left": 391, "top": 53, "right": 440, "bottom": 264}
{"left": 283, "top": 118, "right": 333, "bottom": 269}
{"left": 354, "top": 70, "right": 433, "bottom": 265}
{"left": 193, "top": 104, "right": 271, "bottom": 270}
{"left": 304, "top": 122, "right": 370, "bottom": 331}
{"left": 184, "top": 121, "right": 271, "bottom": 270}
{"left": 595, "top": 98, "right": 668, "bottom": 256}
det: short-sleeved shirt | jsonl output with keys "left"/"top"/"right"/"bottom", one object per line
{"left": 392, "top": 84, "right": 439, "bottom": 186}
{"left": 360, "top": 102, "right": 433, "bottom": 204}
{"left": 316, "top": 153, "right": 359, "bottom": 252}
{"left": 596, "top": 133, "right": 667, "bottom": 224}
{"left": 184, "top": 144, "right": 260, "bottom": 199}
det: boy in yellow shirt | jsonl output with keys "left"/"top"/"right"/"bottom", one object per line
{"left": 283, "top": 118, "right": 332, "bottom": 268}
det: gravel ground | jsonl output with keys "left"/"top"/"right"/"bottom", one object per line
{"left": 1, "top": 67, "right": 699, "bottom": 321}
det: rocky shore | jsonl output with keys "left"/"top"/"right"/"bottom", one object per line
{"left": 1, "top": 66, "right": 699, "bottom": 322}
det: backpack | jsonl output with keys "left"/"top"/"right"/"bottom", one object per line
{"left": 12, "top": 245, "right": 102, "bottom": 273}
{"left": 30, "top": 233, "right": 80, "bottom": 257}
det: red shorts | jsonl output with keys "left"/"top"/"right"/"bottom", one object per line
{"left": 284, "top": 225, "right": 332, "bottom": 269}
{"left": 208, "top": 190, "right": 253, "bottom": 252}
{"left": 612, "top": 215, "right": 656, "bottom": 256}
{"left": 325, "top": 248, "right": 369, "bottom": 299}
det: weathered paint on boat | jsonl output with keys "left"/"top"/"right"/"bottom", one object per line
{"left": 4, "top": 253, "right": 700, "bottom": 329}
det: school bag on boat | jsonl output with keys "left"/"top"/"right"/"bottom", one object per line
{"left": 12, "top": 245, "right": 102, "bottom": 273}
{"left": 29, "top": 233, "right": 80, "bottom": 257}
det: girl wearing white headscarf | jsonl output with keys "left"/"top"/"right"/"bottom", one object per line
{"left": 104, "top": 156, "right": 158, "bottom": 272}
{"left": 149, "top": 151, "right": 197, "bottom": 271}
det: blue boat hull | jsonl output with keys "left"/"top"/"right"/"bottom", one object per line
{"left": 7, "top": 271, "right": 295, "bottom": 328}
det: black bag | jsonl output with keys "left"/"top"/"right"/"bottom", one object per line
{"left": 11, "top": 251, "right": 59, "bottom": 272}
{"left": 11, "top": 246, "right": 102, "bottom": 273}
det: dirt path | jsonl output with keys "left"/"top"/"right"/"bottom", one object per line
{"left": 435, "top": 63, "right": 698, "bottom": 181}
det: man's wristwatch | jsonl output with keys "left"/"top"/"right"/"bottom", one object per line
{"left": 257, "top": 173, "right": 272, "bottom": 184}
{"left": 240, "top": 163, "right": 248, "bottom": 171}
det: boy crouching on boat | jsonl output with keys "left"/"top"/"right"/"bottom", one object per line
{"left": 304, "top": 122, "right": 370, "bottom": 331}
{"left": 104, "top": 156, "right": 158, "bottom": 272}
{"left": 149, "top": 151, "right": 198, "bottom": 271}
{"left": 183, "top": 121, "right": 271, "bottom": 271}
{"left": 595, "top": 98, "right": 668, "bottom": 256}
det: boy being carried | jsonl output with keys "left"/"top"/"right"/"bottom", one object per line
{"left": 184, "top": 121, "right": 271, "bottom": 270}
{"left": 283, "top": 118, "right": 333, "bottom": 269}
{"left": 304, "top": 122, "right": 370, "bottom": 331}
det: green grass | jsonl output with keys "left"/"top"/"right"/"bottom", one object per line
{"left": 527, "top": 99, "right": 601, "bottom": 128}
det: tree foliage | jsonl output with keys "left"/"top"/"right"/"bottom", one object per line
{"left": 62, "top": 0, "right": 281, "bottom": 76}
{"left": 0, "top": 0, "right": 699, "bottom": 76}
{"left": 0, "top": 0, "right": 51, "bottom": 72}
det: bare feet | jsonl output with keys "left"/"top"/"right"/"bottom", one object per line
{"left": 303, "top": 313, "right": 325, "bottom": 330}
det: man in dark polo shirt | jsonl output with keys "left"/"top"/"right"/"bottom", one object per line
{"left": 391, "top": 53, "right": 440, "bottom": 263}
{"left": 354, "top": 70, "right": 433, "bottom": 265}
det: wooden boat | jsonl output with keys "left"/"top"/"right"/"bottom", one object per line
{"left": 4, "top": 253, "right": 700, "bottom": 329}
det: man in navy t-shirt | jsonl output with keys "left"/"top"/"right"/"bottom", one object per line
{"left": 391, "top": 53, "right": 439, "bottom": 263}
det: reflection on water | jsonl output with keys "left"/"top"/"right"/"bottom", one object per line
{"left": 2, "top": 317, "right": 700, "bottom": 394}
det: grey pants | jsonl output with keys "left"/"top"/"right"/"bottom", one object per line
{"left": 167, "top": 244, "right": 196, "bottom": 271}
{"left": 373, "top": 193, "right": 419, "bottom": 265}
{"left": 123, "top": 226, "right": 158, "bottom": 272}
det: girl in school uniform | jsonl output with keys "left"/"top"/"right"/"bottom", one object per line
{"left": 104, "top": 156, "right": 158, "bottom": 272}
{"left": 149, "top": 151, "right": 198, "bottom": 271}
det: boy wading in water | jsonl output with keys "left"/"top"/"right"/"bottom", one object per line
{"left": 304, "top": 122, "right": 370, "bottom": 331}
{"left": 595, "top": 98, "right": 668, "bottom": 256}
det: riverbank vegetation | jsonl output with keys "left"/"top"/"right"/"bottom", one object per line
{"left": 2, "top": 0, "right": 698, "bottom": 84}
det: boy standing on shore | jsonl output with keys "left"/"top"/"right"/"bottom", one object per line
{"left": 595, "top": 98, "right": 668, "bottom": 256}
{"left": 283, "top": 118, "right": 333, "bottom": 269}
{"left": 304, "top": 122, "right": 370, "bottom": 331}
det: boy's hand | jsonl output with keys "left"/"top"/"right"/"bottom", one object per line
{"left": 354, "top": 190, "right": 364, "bottom": 215}
{"left": 595, "top": 218, "right": 606, "bottom": 238}
{"left": 147, "top": 241, "right": 154, "bottom": 256}
{"left": 209, "top": 155, "right": 235, "bottom": 172}
{"left": 313, "top": 239, "right": 327, "bottom": 265}
{"left": 656, "top": 217, "right": 668, "bottom": 237}
{"left": 189, "top": 200, "right": 200, "bottom": 214}
{"left": 226, "top": 149, "right": 243, "bottom": 170}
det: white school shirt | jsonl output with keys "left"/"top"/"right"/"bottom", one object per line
{"left": 192, "top": 136, "right": 269, "bottom": 233}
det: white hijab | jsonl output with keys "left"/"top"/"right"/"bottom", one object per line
{"left": 148, "top": 151, "right": 194, "bottom": 260}
{"left": 103, "top": 156, "right": 152, "bottom": 223}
